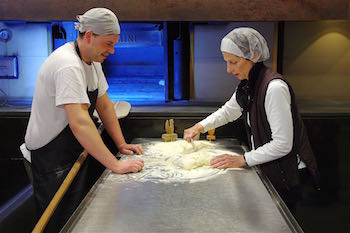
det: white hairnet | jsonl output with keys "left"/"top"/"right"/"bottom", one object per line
{"left": 74, "top": 8, "right": 120, "bottom": 35}
{"left": 220, "top": 27, "right": 270, "bottom": 63}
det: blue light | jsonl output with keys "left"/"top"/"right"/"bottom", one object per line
{"left": 0, "top": 21, "right": 167, "bottom": 105}
{"left": 104, "top": 22, "right": 167, "bottom": 104}
{"left": 0, "top": 29, "right": 11, "bottom": 42}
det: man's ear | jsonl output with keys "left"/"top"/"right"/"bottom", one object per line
{"left": 84, "top": 30, "right": 94, "bottom": 43}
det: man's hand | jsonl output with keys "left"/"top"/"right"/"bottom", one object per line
{"left": 210, "top": 154, "right": 246, "bottom": 169}
{"left": 118, "top": 143, "right": 144, "bottom": 155}
{"left": 113, "top": 158, "right": 144, "bottom": 174}
{"left": 183, "top": 123, "right": 204, "bottom": 142}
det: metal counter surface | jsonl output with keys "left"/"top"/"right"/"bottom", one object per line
{"left": 62, "top": 138, "right": 301, "bottom": 233}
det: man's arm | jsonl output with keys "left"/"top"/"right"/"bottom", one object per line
{"left": 64, "top": 103, "right": 143, "bottom": 173}
{"left": 95, "top": 93, "right": 143, "bottom": 155}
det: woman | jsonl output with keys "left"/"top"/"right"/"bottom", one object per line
{"left": 184, "top": 27, "right": 319, "bottom": 212}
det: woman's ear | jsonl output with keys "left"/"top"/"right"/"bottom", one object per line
{"left": 252, "top": 51, "right": 260, "bottom": 63}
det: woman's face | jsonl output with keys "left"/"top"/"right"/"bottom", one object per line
{"left": 222, "top": 52, "right": 254, "bottom": 80}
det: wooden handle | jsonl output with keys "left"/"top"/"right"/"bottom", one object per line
{"left": 169, "top": 119, "right": 174, "bottom": 134}
{"left": 32, "top": 150, "right": 89, "bottom": 233}
{"left": 165, "top": 120, "right": 170, "bottom": 134}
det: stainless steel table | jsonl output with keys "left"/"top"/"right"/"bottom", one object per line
{"left": 61, "top": 138, "right": 302, "bottom": 233}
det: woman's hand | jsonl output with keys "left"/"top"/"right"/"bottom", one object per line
{"left": 118, "top": 143, "right": 144, "bottom": 155}
{"left": 210, "top": 154, "right": 246, "bottom": 169}
{"left": 183, "top": 123, "right": 204, "bottom": 142}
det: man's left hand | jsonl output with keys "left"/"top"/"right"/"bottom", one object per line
{"left": 119, "top": 143, "right": 144, "bottom": 155}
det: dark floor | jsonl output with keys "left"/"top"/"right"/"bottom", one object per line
{"left": 294, "top": 170, "right": 350, "bottom": 232}
{"left": 297, "top": 201, "right": 349, "bottom": 232}
{"left": 0, "top": 194, "right": 36, "bottom": 233}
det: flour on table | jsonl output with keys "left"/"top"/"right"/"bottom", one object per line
{"left": 110, "top": 139, "right": 242, "bottom": 184}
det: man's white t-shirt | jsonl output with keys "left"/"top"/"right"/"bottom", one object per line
{"left": 25, "top": 42, "right": 108, "bottom": 150}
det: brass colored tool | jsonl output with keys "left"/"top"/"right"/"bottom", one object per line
{"left": 165, "top": 119, "right": 174, "bottom": 134}
{"left": 162, "top": 119, "right": 178, "bottom": 142}
{"left": 206, "top": 128, "right": 216, "bottom": 141}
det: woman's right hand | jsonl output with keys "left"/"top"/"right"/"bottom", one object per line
{"left": 113, "top": 158, "right": 144, "bottom": 174}
{"left": 183, "top": 123, "right": 204, "bottom": 142}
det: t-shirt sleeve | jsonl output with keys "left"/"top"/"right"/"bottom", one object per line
{"left": 55, "top": 66, "right": 90, "bottom": 107}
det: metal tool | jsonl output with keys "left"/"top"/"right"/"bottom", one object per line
{"left": 190, "top": 138, "right": 197, "bottom": 151}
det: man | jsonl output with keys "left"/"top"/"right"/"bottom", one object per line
{"left": 23, "top": 8, "right": 144, "bottom": 232}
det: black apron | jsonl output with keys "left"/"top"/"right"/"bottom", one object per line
{"left": 31, "top": 41, "right": 104, "bottom": 233}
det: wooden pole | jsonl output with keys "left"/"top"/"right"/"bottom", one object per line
{"left": 32, "top": 150, "right": 89, "bottom": 233}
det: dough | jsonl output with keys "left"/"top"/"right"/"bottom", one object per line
{"left": 177, "top": 140, "right": 215, "bottom": 170}
{"left": 147, "top": 140, "right": 238, "bottom": 170}
{"left": 181, "top": 140, "right": 213, "bottom": 154}
{"left": 179, "top": 146, "right": 240, "bottom": 170}
{"left": 180, "top": 151, "right": 213, "bottom": 170}
{"left": 148, "top": 139, "right": 213, "bottom": 155}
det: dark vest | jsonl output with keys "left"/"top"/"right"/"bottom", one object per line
{"left": 240, "top": 65, "right": 319, "bottom": 191}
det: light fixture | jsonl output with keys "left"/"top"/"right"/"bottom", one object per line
{"left": 0, "top": 29, "right": 12, "bottom": 42}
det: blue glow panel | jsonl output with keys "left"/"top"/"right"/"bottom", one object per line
{"left": 103, "top": 23, "right": 167, "bottom": 103}
{"left": 0, "top": 56, "right": 18, "bottom": 79}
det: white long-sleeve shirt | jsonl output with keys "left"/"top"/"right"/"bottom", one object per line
{"left": 199, "top": 79, "right": 293, "bottom": 167}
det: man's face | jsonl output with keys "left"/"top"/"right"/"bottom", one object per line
{"left": 90, "top": 34, "right": 119, "bottom": 63}
{"left": 222, "top": 52, "right": 254, "bottom": 80}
